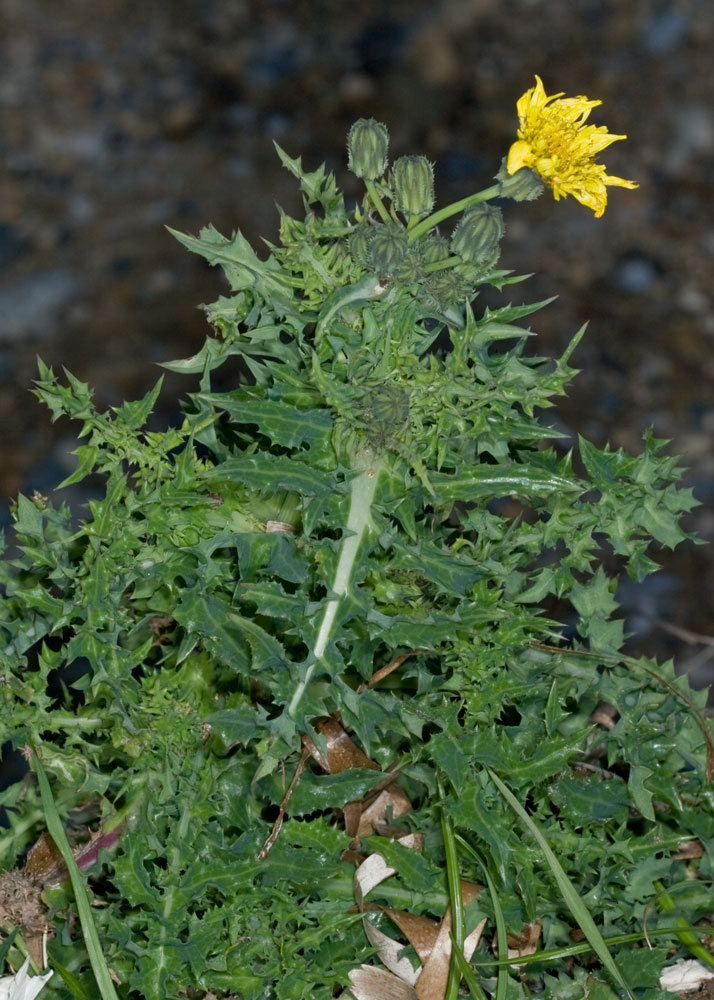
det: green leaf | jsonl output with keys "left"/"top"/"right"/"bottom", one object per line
{"left": 274, "top": 142, "right": 345, "bottom": 210}
{"left": 280, "top": 767, "right": 384, "bottom": 815}
{"left": 159, "top": 336, "right": 249, "bottom": 374}
{"left": 628, "top": 764, "right": 656, "bottom": 821}
{"left": 430, "top": 465, "right": 579, "bottom": 502}
{"left": 201, "top": 390, "right": 333, "bottom": 451}
{"left": 167, "top": 224, "right": 294, "bottom": 306}
{"left": 173, "top": 591, "right": 251, "bottom": 673}
{"left": 202, "top": 453, "right": 336, "bottom": 496}
{"left": 205, "top": 707, "right": 261, "bottom": 755}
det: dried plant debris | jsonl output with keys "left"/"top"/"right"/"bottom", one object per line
{"left": 659, "top": 958, "right": 714, "bottom": 994}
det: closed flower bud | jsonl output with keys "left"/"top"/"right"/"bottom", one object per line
{"left": 421, "top": 233, "right": 451, "bottom": 265}
{"left": 395, "top": 246, "right": 424, "bottom": 284}
{"left": 368, "top": 222, "right": 408, "bottom": 275}
{"left": 495, "top": 158, "right": 545, "bottom": 202}
{"left": 347, "top": 118, "right": 389, "bottom": 180}
{"left": 348, "top": 225, "right": 374, "bottom": 268}
{"left": 426, "top": 269, "right": 472, "bottom": 310}
{"left": 391, "top": 155, "right": 435, "bottom": 217}
{"left": 450, "top": 204, "right": 505, "bottom": 266}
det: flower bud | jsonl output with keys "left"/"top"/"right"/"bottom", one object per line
{"left": 368, "top": 222, "right": 408, "bottom": 275}
{"left": 421, "top": 233, "right": 451, "bottom": 265}
{"left": 347, "top": 118, "right": 389, "bottom": 180}
{"left": 391, "top": 155, "right": 435, "bottom": 217}
{"left": 347, "top": 225, "right": 373, "bottom": 268}
{"left": 395, "top": 246, "right": 424, "bottom": 284}
{"left": 426, "top": 269, "right": 472, "bottom": 311}
{"left": 450, "top": 204, "right": 505, "bottom": 267}
{"left": 495, "top": 158, "right": 545, "bottom": 202}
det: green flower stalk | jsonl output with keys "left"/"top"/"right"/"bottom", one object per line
{"left": 289, "top": 452, "right": 381, "bottom": 717}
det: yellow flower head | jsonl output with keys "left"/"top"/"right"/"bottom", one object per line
{"left": 506, "top": 75, "right": 638, "bottom": 217}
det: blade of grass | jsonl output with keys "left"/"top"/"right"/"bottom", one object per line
{"left": 451, "top": 940, "right": 489, "bottom": 1000}
{"left": 486, "top": 768, "right": 634, "bottom": 1000}
{"left": 31, "top": 746, "right": 120, "bottom": 1000}
{"left": 455, "top": 835, "right": 509, "bottom": 1000}
{"left": 49, "top": 956, "right": 93, "bottom": 1000}
{"left": 471, "top": 924, "right": 714, "bottom": 968}
{"left": 469, "top": 925, "right": 714, "bottom": 968}
{"left": 0, "top": 928, "right": 17, "bottom": 966}
{"left": 0, "top": 925, "right": 42, "bottom": 975}
{"left": 439, "top": 777, "right": 465, "bottom": 1000}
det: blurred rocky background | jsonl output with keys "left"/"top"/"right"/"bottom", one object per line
{"left": 1, "top": 0, "right": 713, "bottom": 688}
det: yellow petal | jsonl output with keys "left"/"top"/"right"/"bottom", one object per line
{"left": 506, "top": 140, "right": 533, "bottom": 175}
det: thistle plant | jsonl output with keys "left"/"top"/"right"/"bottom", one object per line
{"left": 1, "top": 79, "right": 712, "bottom": 1000}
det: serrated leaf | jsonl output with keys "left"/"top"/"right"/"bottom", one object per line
{"left": 173, "top": 591, "right": 251, "bottom": 673}
{"left": 280, "top": 767, "right": 385, "bottom": 815}
{"left": 430, "top": 465, "right": 579, "bottom": 503}
{"left": 201, "top": 390, "right": 333, "bottom": 450}
{"left": 202, "top": 453, "right": 336, "bottom": 496}
{"left": 274, "top": 142, "right": 344, "bottom": 210}
{"left": 628, "top": 764, "right": 656, "bottom": 821}
{"left": 167, "top": 224, "right": 295, "bottom": 308}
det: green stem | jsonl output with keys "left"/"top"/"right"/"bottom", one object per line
{"left": 364, "top": 179, "right": 391, "bottom": 223}
{"left": 407, "top": 183, "right": 501, "bottom": 243}
{"left": 423, "top": 256, "right": 461, "bottom": 274}
{"left": 654, "top": 880, "right": 714, "bottom": 970}
{"left": 288, "top": 455, "right": 380, "bottom": 716}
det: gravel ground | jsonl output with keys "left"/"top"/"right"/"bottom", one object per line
{"left": 1, "top": 0, "right": 713, "bottom": 684}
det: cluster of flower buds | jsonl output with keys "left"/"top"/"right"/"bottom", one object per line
{"left": 345, "top": 118, "right": 507, "bottom": 308}
{"left": 347, "top": 120, "right": 435, "bottom": 218}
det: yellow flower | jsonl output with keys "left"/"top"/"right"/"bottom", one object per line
{"left": 507, "top": 75, "right": 638, "bottom": 217}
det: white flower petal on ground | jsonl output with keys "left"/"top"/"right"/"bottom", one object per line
{"left": 0, "top": 959, "right": 53, "bottom": 1000}
{"left": 659, "top": 958, "right": 714, "bottom": 993}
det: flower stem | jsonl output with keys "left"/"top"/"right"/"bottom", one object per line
{"left": 288, "top": 456, "right": 380, "bottom": 717}
{"left": 423, "top": 256, "right": 461, "bottom": 274}
{"left": 407, "top": 183, "right": 501, "bottom": 243}
{"left": 364, "top": 179, "right": 391, "bottom": 223}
